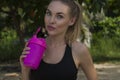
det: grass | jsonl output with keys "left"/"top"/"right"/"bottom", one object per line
{"left": 90, "top": 36, "right": 120, "bottom": 63}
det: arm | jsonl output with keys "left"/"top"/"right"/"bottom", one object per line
{"left": 79, "top": 44, "right": 98, "bottom": 80}
{"left": 20, "top": 55, "right": 30, "bottom": 80}
{"left": 19, "top": 43, "right": 30, "bottom": 80}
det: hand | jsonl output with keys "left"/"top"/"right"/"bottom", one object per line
{"left": 19, "top": 43, "right": 30, "bottom": 70}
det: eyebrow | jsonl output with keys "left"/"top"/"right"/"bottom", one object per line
{"left": 46, "top": 9, "right": 65, "bottom": 15}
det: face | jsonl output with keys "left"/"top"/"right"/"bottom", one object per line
{"left": 44, "top": 1, "right": 75, "bottom": 37}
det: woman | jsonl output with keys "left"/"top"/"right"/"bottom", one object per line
{"left": 20, "top": 0, "right": 98, "bottom": 80}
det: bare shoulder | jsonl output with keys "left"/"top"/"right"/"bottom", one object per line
{"left": 72, "top": 42, "right": 97, "bottom": 80}
{"left": 72, "top": 41, "right": 91, "bottom": 63}
{"left": 72, "top": 41, "right": 89, "bottom": 55}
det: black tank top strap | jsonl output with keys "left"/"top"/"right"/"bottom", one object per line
{"left": 63, "top": 44, "right": 78, "bottom": 70}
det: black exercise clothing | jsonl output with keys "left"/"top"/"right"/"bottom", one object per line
{"left": 30, "top": 44, "right": 78, "bottom": 80}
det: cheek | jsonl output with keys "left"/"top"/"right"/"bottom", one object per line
{"left": 57, "top": 20, "right": 69, "bottom": 28}
{"left": 57, "top": 21, "right": 69, "bottom": 32}
{"left": 44, "top": 16, "right": 49, "bottom": 29}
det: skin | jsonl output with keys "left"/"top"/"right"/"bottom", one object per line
{"left": 20, "top": 1, "right": 97, "bottom": 80}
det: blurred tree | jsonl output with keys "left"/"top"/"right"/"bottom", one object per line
{"left": 77, "top": 0, "right": 120, "bottom": 34}
{"left": 0, "top": 0, "right": 49, "bottom": 46}
{"left": 0, "top": 0, "right": 120, "bottom": 46}
{"left": 78, "top": 0, "right": 120, "bottom": 17}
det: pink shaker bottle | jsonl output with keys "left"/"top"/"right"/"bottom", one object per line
{"left": 23, "top": 27, "right": 47, "bottom": 70}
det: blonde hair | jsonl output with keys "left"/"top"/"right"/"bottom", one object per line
{"left": 51, "top": 0, "right": 83, "bottom": 45}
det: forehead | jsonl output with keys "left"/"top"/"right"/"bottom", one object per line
{"left": 47, "top": 1, "right": 70, "bottom": 14}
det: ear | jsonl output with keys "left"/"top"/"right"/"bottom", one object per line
{"left": 69, "top": 17, "right": 76, "bottom": 26}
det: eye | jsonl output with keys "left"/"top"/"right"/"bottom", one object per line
{"left": 46, "top": 11, "right": 51, "bottom": 16}
{"left": 56, "top": 15, "right": 64, "bottom": 19}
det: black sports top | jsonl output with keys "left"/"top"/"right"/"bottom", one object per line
{"left": 30, "top": 44, "right": 78, "bottom": 80}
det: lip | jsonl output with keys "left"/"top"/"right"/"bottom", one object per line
{"left": 47, "top": 25, "right": 56, "bottom": 31}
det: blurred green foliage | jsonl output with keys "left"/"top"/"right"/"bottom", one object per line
{"left": 0, "top": 0, "right": 120, "bottom": 62}
{"left": 91, "top": 16, "right": 120, "bottom": 62}
{"left": 92, "top": 16, "right": 120, "bottom": 38}
{"left": 0, "top": 28, "right": 22, "bottom": 62}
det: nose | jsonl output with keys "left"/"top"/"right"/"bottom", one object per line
{"left": 49, "top": 16, "right": 55, "bottom": 24}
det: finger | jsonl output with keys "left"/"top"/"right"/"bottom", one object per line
{"left": 23, "top": 47, "right": 30, "bottom": 51}
{"left": 22, "top": 51, "right": 30, "bottom": 55}
{"left": 20, "top": 55, "right": 27, "bottom": 59}
{"left": 20, "top": 55, "right": 27, "bottom": 62}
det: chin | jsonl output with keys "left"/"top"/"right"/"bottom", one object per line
{"left": 47, "top": 31, "right": 56, "bottom": 36}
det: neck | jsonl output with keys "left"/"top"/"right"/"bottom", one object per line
{"left": 46, "top": 35, "right": 66, "bottom": 47}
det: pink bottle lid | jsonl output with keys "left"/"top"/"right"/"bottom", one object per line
{"left": 28, "top": 35, "right": 47, "bottom": 48}
{"left": 28, "top": 27, "right": 47, "bottom": 48}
